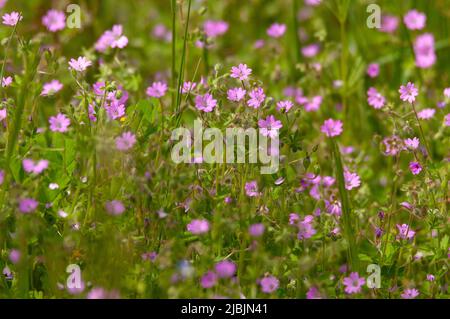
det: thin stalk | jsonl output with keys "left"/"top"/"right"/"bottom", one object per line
{"left": 171, "top": 0, "right": 177, "bottom": 109}
{"left": 411, "top": 102, "right": 432, "bottom": 161}
{"left": 292, "top": 0, "right": 301, "bottom": 67}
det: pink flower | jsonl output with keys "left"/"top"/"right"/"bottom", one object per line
{"left": 258, "top": 115, "right": 282, "bottom": 139}
{"left": 444, "top": 88, "right": 450, "bottom": 98}
{"left": 49, "top": 113, "right": 70, "bottom": 132}
{"left": 445, "top": 113, "right": 450, "bottom": 126}
{"left": 344, "top": 171, "right": 361, "bottom": 190}
{"left": 414, "top": 33, "right": 436, "bottom": 69}
{"left": 366, "top": 63, "right": 379, "bottom": 78}
{"left": 105, "top": 200, "right": 125, "bottom": 215}
{"left": 404, "top": 10, "right": 426, "bottom": 30}
{"left": 380, "top": 15, "right": 399, "bottom": 33}
{"left": 68, "top": 56, "right": 92, "bottom": 72}
{"left": 0, "top": 170, "right": 4, "bottom": 185}
{"left": 303, "top": 96, "right": 322, "bottom": 112}
{"left": 409, "top": 161, "right": 422, "bottom": 175}
{"left": 247, "top": 87, "right": 265, "bottom": 108}
{"left": 276, "top": 100, "right": 294, "bottom": 113}
{"left": 245, "top": 181, "right": 260, "bottom": 197}
{"left": 181, "top": 81, "right": 196, "bottom": 94}
{"left": 305, "top": 0, "right": 321, "bottom": 5}
{"left": 306, "top": 286, "right": 322, "bottom": 299}
{"left": 187, "top": 219, "right": 210, "bottom": 234}
{"left": 401, "top": 288, "right": 419, "bottom": 299}
{"left": 301, "top": 44, "right": 320, "bottom": 57}
{"left": 95, "top": 25, "right": 128, "bottom": 51}
{"left": 2, "top": 12, "right": 22, "bottom": 26}
{"left": 106, "top": 100, "right": 125, "bottom": 120}
{"left": 22, "top": 159, "right": 49, "bottom": 174}
{"left": 2, "top": 76, "right": 12, "bottom": 87}
{"left": 367, "top": 87, "right": 385, "bottom": 109}
{"left": 396, "top": 224, "right": 416, "bottom": 240}
{"left": 230, "top": 64, "right": 252, "bottom": 81}
{"left": 41, "top": 80, "right": 63, "bottom": 96}
{"left": 343, "top": 272, "right": 365, "bottom": 294}
{"left": 249, "top": 223, "right": 265, "bottom": 237}
{"left": 200, "top": 271, "right": 217, "bottom": 288}
{"left": 259, "top": 275, "right": 279, "bottom": 293}
{"left": 297, "top": 215, "right": 316, "bottom": 240}
{"left": 404, "top": 137, "right": 419, "bottom": 150}
{"left": 9, "top": 249, "right": 21, "bottom": 264}
{"left": 399, "top": 82, "right": 418, "bottom": 103}
{"left": 195, "top": 93, "right": 217, "bottom": 112}
{"left": 42, "top": 10, "right": 65, "bottom": 32}
{"left": 215, "top": 260, "right": 236, "bottom": 278}
{"left": 146, "top": 81, "right": 167, "bottom": 98}
{"left": 417, "top": 108, "right": 435, "bottom": 120}
{"left": 19, "top": 198, "right": 38, "bottom": 213}
{"left": 115, "top": 131, "right": 136, "bottom": 151}
{"left": 383, "top": 135, "right": 404, "bottom": 156}
{"left": 267, "top": 23, "right": 286, "bottom": 38}
{"left": 321, "top": 118, "right": 343, "bottom": 137}
{"left": 203, "top": 20, "right": 228, "bottom": 38}
{"left": 227, "top": 87, "right": 246, "bottom": 102}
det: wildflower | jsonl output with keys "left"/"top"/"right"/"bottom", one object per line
{"left": 9, "top": 249, "right": 21, "bottom": 264}
{"left": 195, "top": 93, "right": 217, "bottom": 112}
{"left": 444, "top": 88, "right": 450, "bottom": 98}
{"left": 267, "top": 23, "right": 286, "bottom": 38}
{"left": 68, "top": 56, "right": 92, "bottom": 72}
{"left": 380, "top": 15, "right": 399, "bottom": 33}
{"left": 414, "top": 33, "right": 436, "bottom": 69}
{"left": 276, "top": 100, "right": 293, "bottom": 112}
{"left": 41, "top": 80, "right": 63, "bottom": 96}
{"left": 22, "top": 159, "right": 49, "bottom": 175}
{"left": 181, "top": 81, "right": 196, "bottom": 94}
{"left": 401, "top": 288, "right": 419, "bottom": 299}
{"left": 382, "top": 135, "right": 404, "bottom": 156}
{"left": 366, "top": 63, "right": 379, "bottom": 78}
{"left": 19, "top": 198, "right": 38, "bottom": 213}
{"left": 254, "top": 39, "right": 265, "bottom": 49}
{"left": 203, "top": 20, "right": 228, "bottom": 38}
{"left": 399, "top": 82, "right": 418, "bottom": 103}
{"left": 409, "top": 161, "right": 422, "bottom": 175}
{"left": 245, "top": 181, "right": 260, "bottom": 197}
{"left": 95, "top": 25, "right": 128, "bottom": 51}
{"left": 227, "top": 87, "right": 246, "bottom": 102}
{"left": 344, "top": 170, "right": 361, "bottom": 190}
{"left": 258, "top": 115, "right": 283, "bottom": 139}
{"left": 0, "top": 109, "right": 7, "bottom": 121}
{"left": 303, "top": 96, "right": 322, "bottom": 112}
{"left": 297, "top": 215, "right": 316, "bottom": 240}
{"left": 215, "top": 261, "right": 236, "bottom": 278}
{"left": 301, "top": 44, "right": 320, "bottom": 57}
{"left": 404, "top": 137, "right": 419, "bottom": 150}
{"left": 426, "top": 274, "right": 435, "bottom": 282}
{"left": 2, "top": 12, "right": 22, "bottom": 26}
{"left": 289, "top": 213, "right": 299, "bottom": 225}
{"left": 42, "top": 9, "right": 65, "bottom": 32}
{"left": 249, "top": 223, "right": 265, "bottom": 237}
{"left": 259, "top": 275, "right": 279, "bottom": 293}
{"left": 141, "top": 251, "right": 157, "bottom": 262}
{"left": 396, "top": 224, "right": 416, "bottom": 240}
{"left": 200, "top": 271, "right": 217, "bottom": 288}
{"left": 2, "top": 76, "right": 12, "bottom": 87}
{"left": 0, "top": 170, "right": 4, "bottom": 185}
{"left": 105, "top": 200, "right": 125, "bottom": 215}
{"left": 321, "top": 118, "right": 343, "bottom": 137}
{"left": 49, "top": 113, "right": 70, "bottom": 132}
{"left": 445, "top": 113, "right": 450, "bottom": 126}
{"left": 306, "top": 287, "right": 322, "bottom": 299}
{"left": 343, "top": 272, "right": 365, "bottom": 294}
{"left": 247, "top": 87, "right": 265, "bottom": 108}
{"left": 404, "top": 10, "right": 426, "bottom": 30}
{"left": 146, "top": 81, "right": 167, "bottom": 98}
{"left": 417, "top": 108, "right": 435, "bottom": 120}
{"left": 325, "top": 198, "right": 342, "bottom": 216}
{"left": 367, "top": 87, "right": 385, "bottom": 109}
{"left": 115, "top": 131, "right": 136, "bottom": 151}
{"left": 187, "top": 219, "right": 210, "bottom": 234}
{"left": 105, "top": 100, "right": 125, "bottom": 120}
{"left": 230, "top": 64, "right": 252, "bottom": 81}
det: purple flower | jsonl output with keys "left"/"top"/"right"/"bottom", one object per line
{"left": 49, "top": 113, "right": 70, "bottom": 132}
{"left": 417, "top": 108, "right": 435, "bottom": 120}
{"left": 321, "top": 118, "right": 343, "bottom": 137}
{"left": 276, "top": 100, "right": 293, "bottom": 112}
{"left": 380, "top": 15, "right": 399, "bottom": 33}
{"left": 195, "top": 93, "right": 217, "bottom": 112}
{"left": 445, "top": 113, "right": 450, "bottom": 126}
{"left": 306, "top": 286, "right": 322, "bottom": 299}
{"left": 414, "top": 33, "right": 436, "bottom": 69}
{"left": 95, "top": 25, "right": 128, "bottom": 51}
{"left": 42, "top": 10, "right": 65, "bottom": 32}
{"left": 215, "top": 260, "right": 236, "bottom": 278}
{"left": 343, "top": 272, "right": 365, "bottom": 294}
{"left": 245, "top": 181, "right": 260, "bottom": 197}
{"left": 396, "top": 224, "right": 416, "bottom": 240}
{"left": 227, "top": 87, "right": 246, "bottom": 102}
{"left": 200, "top": 271, "right": 217, "bottom": 288}
{"left": 2, "top": 12, "right": 22, "bottom": 26}
{"left": 19, "top": 198, "right": 38, "bottom": 213}
{"left": 366, "top": 63, "right": 379, "bottom": 78}
{"left": 297, "top": 215, "right": 316, "bottom": 240}
{"left": 146, "top": 81, "right": 167, "bottom": 98}
{"left": 41, "top": 80, "right": 63, "bottom": 96}
{"left": 404, "top": 137, "right": 419, "bottom": 150}
{"left": 247, "top": 87, "right": 265, "bottom": 109}
{"left": 344, "top": 170, "right": 361, "bottom": 190}
{"left": 230, "top": 64, "right": 252, "bottom": 81}
{"left": 181, "top": 81, "right": 196, "bottom": 94}
{"left": 258, "top": 115, "right": 283, "bottom": 139}
{"left": 187, "top": 219, "right": 210, "bottom": 234}
{"left": 409, "top": 161, "right": 422, "bottom": 175}
{"left": 404, "top": 10, "right": 426, "bottom": 30}
{"left": 267, "top": 23, "right": 286, "bottom": 38}
{"left": 401, "top": 288, "right": 419, "bottom": 299}
{"left": 426, "top": 274, "right": 435, "bottom": 282}
{"left": 249, "top": 223, "right": 265, "bottom": 237}
{"left": 399, "top": 82, "right": 418, "bottom": 103}
{"left": 383, "top": 135, "right": 405, "bottom": 156}
{"left": 301, "top": 44, "right": 320, "bottom": 57}
{"left": 367, "top": 87, "right": 385, "bottom": 109}
{"left": 9, "top": 249, "right": 21, "bottom": 264}
{"left": 68, "top": 56, "right": 92, "bottom": 72}
{"left": 22, "top": 159, "right": 49, "bottom": 174}
{"left": 203, "top": 20, "right": 228, "bottom": 38}
{"left": 105, "top": 200, "right": 125, "bottom": 215}
{"left": 2, "top": 76, "right": 12, "bottom": 87}
{"left": 259, "top": 275, "right": 279, "bottom": 293}
{"left": 115, "top": 131, "right": 136, "bottom": 151}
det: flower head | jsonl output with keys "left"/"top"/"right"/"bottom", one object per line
{"left": 367, "top": 63, "right": 380, "bottom": 78}
{"left": 258, "top": 115, "right": 283, "bottom": 139}
{"left": 401, "top": 288, "right": 419, "bottom": 299}
{"left": 105, "top": 200, "right": 125, "bottom": 215}
{"left": 409, "top": 161, "right": 422, "bottom": 175}
{"left": 195, "top": 93, "right": 217, "bottom": 112}
{"left": 414, "top": 33, "right": 436, "bottom": 69}
{"left": 227, "top": 87, "right": 246, "bottom": 102}
{"left": 380, "top": 15, "right": 399, "bottom": 33}
{"left": 259, "top": 275, "right": 279, "bottom": 293}
{"left": 49, "top": 113, "right": 70, "bottom": 132}
{"left": 267, "top": 23, "right": 286, "bottom": 38}
{"left": 68, "top": 56, "right": 92, "bottom": 72}
{"left": 344, "top": 170, "right": 361, "bottom": 190}
{"left": 367, "top": 87, "right": 385, "bottom": 109}
{"left": 22, "top": 159, "right": 49, "bottom": 175}
{"left": 417, "top": 108, "right": 435, "bottom": 120}
{"left": 249, "top": 223, "right": 265, "bottom": 237}
{"left": 404, "top": 137, "right": 420, "bottom": 150}
{"left": 396, "top": 224, "right": 416, "bottom": 240}
{"left": 42, "top": 10, "right": 65, "bottom": 32}
{"left": 276, "top": 100, "right": 294, "bottom": 113}
{"left": 19, "top": 198, "right": 38, "bottom": 213}
{"left": 247, "top": 87, "right": 265, "bottom": 108}
{"left": 146, "top": 81, "right": 167, "bottom": 98}
{"left": 215, "top": 260, "right": 236, "bottom": 278}
{"left": 2, "top": 76, "right": 12, "bottom": 87}
{"left": 399, "top": 82, "right": 418, "bottom": 103}
{"left": 2, "top": 12, "right": 22, "bottom": 26}
{"left": 187, "top": 219, "right": 210, "bottom": 234}
{"left": 41, "top": 80, "right": 63, "bottom": 96}
{"left": 245, "top": 181, "right": 260, "bottom": 197}
{"left": 204, "top": 20, "right": 228, "bottom": 38}
{"left": 404, "top": 10, "right": 426, "bottom": 30}
{"left": 200, "top": 271, "right": 217, "bottom": 288}
{"left": 115, "top": 131, "right": 136, "bottom": 151}
{"left": 321, "top": 118, "right": 343, "bottom": 137}
{"left": 230, "top": 64, "right": 252, "bottom": 81}
{"left": 343, "top": 272, "right": 365, "bottom": 294}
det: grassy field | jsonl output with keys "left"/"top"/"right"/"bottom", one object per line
{"left": 0, "top": 0, "right": 448, "bottom": 299}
